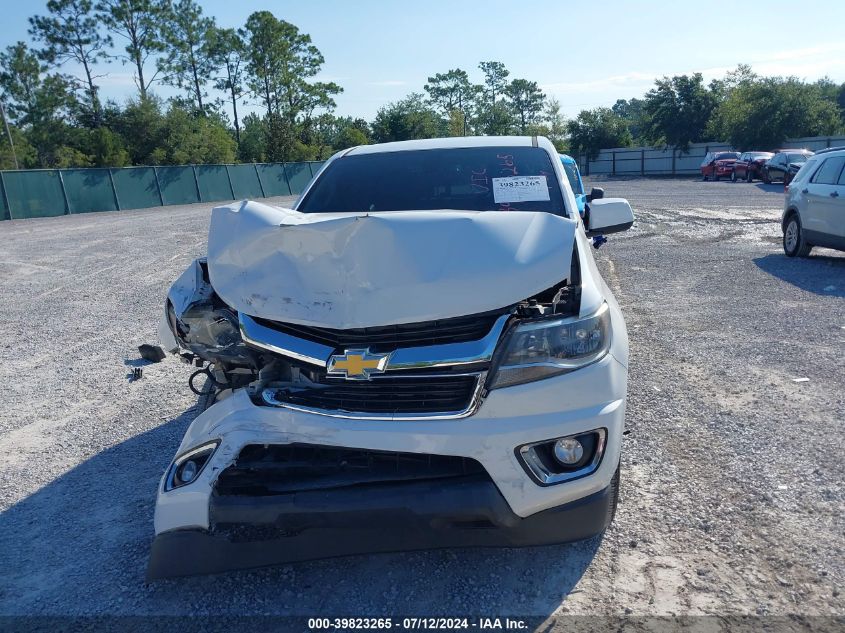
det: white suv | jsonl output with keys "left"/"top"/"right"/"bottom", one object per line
{"left": 782, "top": 147, "right": 845, "bottom": 257}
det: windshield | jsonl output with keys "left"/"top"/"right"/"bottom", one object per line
{"left": 748, "top": 152, "right": 772, "bottom": 159}
{"left": 561, "top": 161, "right": 584, "bottom": 195}
{"left": 715, "top": 152, "right": 740, "bottom": 160}
{"left": 787, "top": 153, "right": 809, "bottom": 163}
{"left": 298, "top": 146, "right": 567, "bottom": 215}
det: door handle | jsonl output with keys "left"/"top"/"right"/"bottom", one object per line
{"left": 802, "top": 188, "right": 808, "bottom": 194}
{"left": 832, "top": 191, "right": 840, "bottom": 198}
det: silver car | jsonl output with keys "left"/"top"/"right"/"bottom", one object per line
{"left": 782, "top": 147, "right": 845, "bottom": 257}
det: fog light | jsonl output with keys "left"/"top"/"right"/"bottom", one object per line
{"left": 553, "top": 438, "right": 584, "bottom": 465}
{"left": 164, "top": 440, "right": 219, "bottom": 491}
{"left": 517, "top": 429, "right": 607, "bottom": 486}
{"left": 178, "top": 459, "right": 198, "bottom": 484}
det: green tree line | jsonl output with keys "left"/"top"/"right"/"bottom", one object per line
{"left": 569, "top": 64, "right": 845, "bottom": 159}
{"left": 372, "top": 64, "right": 566, "bottom": 147}
{"left": 2, "top": 3, "right": 844, "bottom": 170}
{"left": 0, "top": 1, "right": 565, "bottom": 170}
{"left": 0, "top": 0, "right": 347, "bottom": 169}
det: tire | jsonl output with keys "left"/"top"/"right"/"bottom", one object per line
{"left": 783, "top": 214, "right": 812, "bottom": 257}
{"left": 712, "top": 171, "right": 719, "bottom": 181}
{"left": 731, "top": 170, "right": 737, "bottom": 182}
{"left": 762, "top": 169, "right": 771, "bottom": 184}
{"left": 747, "top": 169, "right": 753, "bottom": 183}
{"left": 702, "top": 173, "right": 708, "bottom": 181}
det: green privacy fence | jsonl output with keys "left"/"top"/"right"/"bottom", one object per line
{"left": 0, "top": 161, "right": 326, "bottom": 221}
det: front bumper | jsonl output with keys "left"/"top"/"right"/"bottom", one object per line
{"left": 150, "top": 353, "right": 627, "bottom": 577}
{"left": 148, "top": 473, "right": 617, "bottom": 579}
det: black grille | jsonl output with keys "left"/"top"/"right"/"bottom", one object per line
{"left": 214, "top": 444, "right": 489, "bottom": 496}
{"left": 266, "top": 374, "right": 479, "bottom": 415}
{"left": 254, "top": 310, "right": 506, "bottom": 352}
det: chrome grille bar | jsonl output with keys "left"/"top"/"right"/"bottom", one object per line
{"left": 240, "top": 313, "right": 509, "bottom": 371}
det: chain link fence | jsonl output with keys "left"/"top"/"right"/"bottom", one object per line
{"left": 0, "top": 161, "right": 325, "bottom": 221}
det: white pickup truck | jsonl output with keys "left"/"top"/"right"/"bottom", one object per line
{"left": 148, "top": 136, "right": 635, "bottom": 578}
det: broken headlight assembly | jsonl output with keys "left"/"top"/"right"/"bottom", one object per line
{"left": 166, "top": 300, "right": 253, "bottom": 365}
{"left": 490, "top": 302, "right": 611, "bottom": 389}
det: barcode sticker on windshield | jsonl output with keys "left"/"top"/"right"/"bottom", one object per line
{"left": 491, "top": 176, "right": 550, "bottom": 203}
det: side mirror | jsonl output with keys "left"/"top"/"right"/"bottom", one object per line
{"left": 586, "top": 198, "right": 634, "bottom": 237}
{"left": 586, "top": 187, "right": 604, "bottom": 202}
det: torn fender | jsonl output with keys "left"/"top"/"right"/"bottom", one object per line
{"left": 206, "top": 200, "right": 576, "bottom": 329}
{"left": 158, "top": 258, "right": 212, "bottom": 353}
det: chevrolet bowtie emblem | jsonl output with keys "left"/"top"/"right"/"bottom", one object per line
{"left": 327, "top": 348, "right": 391, "bottom": 380}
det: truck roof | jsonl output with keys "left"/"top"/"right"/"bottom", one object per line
{"left": 346, "top": 136, "right": 549, "bottom": 156}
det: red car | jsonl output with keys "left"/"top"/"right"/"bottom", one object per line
{"left": 700, "top": 151, "right": 740, "bottom": 181}
{"left": 731, "top": 151, "right": 773, "bottom": 182}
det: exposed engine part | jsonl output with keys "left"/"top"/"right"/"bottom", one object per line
{"left": 515, "top": 246, "right": 581, "bottom": 318}
{"left": 189, "top": 366, "right": 222, "bottom": 396}
{"left": 515, "top": 279, "right": 579, "bottom": 317}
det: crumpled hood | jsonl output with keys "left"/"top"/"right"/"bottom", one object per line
{"left": 207, "top": 200, "right": 575, "bottom": 329}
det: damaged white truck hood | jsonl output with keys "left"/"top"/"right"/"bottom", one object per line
{"left": 207, "top": 200, "right": 576, "bottom": 329}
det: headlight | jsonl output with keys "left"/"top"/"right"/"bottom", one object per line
{"left": 164, "top": 441, "right": 219, "bottom": 491}
{"left": 490, "top": 303, "right": 611, "bottom": 389}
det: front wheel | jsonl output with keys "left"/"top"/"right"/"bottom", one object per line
{"left": 762, "top": 169, "right": 771, "bottom": 184}
{"left": 747, "top": 169, "right": 753, "bottom": 183}
{"left": 783, "top": 214, "right": 812, "bottom": 257}
{"left": 712, "top": 171, "right": 719, "bottom": 181}
{"left": 731, "top": 170, "right": 737, "bottom": 182}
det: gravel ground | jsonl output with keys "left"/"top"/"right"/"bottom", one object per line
{"left": 0, "top": 180, "right": 842, "bottom": 622}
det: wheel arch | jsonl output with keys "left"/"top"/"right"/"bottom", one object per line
{"left": 782, "top": 207, "right": 800, "bottom": 231}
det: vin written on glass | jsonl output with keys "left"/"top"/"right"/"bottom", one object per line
{"left": 491, "top": 176, "right": 551, "bottom": 204}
